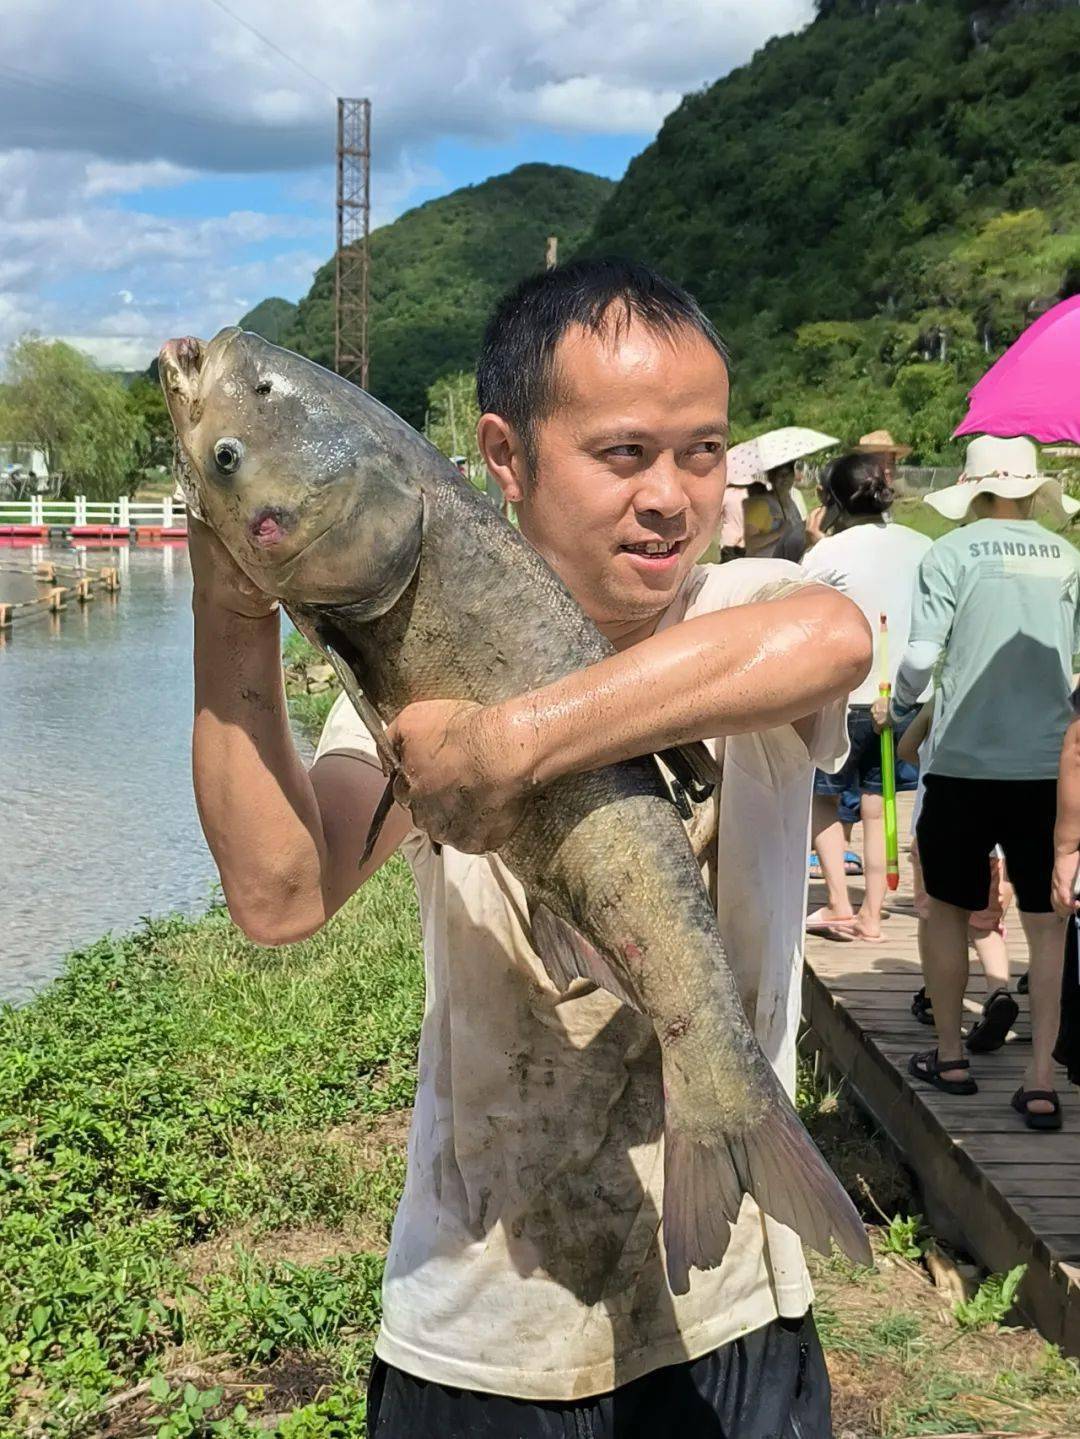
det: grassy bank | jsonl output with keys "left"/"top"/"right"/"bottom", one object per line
{"left": 0, "top": 865, "right": 422, "bottom": 1438}
{"left": 4, "top": 882, "right": 1080, "bottom": 1436}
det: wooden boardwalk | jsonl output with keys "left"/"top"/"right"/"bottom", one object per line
{"left": 803, "top": 792, "right": 1080, "bottom": 1354}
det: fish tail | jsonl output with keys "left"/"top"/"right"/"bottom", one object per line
{"left": 662, "top": 1095, "right": 871, "bottom": 1295}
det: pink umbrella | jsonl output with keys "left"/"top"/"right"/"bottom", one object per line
{"left": 954, "top": 295, "right": 1080, "bottom": 445}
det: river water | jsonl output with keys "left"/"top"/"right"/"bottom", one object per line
{"left": 0, "top": 541, "right": 307, "bottom": 1005}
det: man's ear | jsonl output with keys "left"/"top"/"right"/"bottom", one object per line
{"left": 477, "top": 413, "right": 528, "bottom": 505}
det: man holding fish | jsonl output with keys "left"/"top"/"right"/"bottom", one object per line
{"left": 163, "top": 259, "right": 871, "bottom": 1437}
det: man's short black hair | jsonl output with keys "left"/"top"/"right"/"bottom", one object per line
{"left": 476, "top": 257, "right": 729, "bottom": 475}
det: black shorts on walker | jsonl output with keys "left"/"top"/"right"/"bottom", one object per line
{"left": 916, "top": 774, "right": 1057, "bottom": 914}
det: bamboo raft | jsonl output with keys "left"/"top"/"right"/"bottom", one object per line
{"left": 0, "top": 561, "right": 121, "bottom": 630}
{"left": 804, "top": 791, "right": 1080, "bottom": 1355}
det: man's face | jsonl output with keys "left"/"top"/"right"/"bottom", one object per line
{"left": 513, "top": 318, "right": 728, "bottom": 634}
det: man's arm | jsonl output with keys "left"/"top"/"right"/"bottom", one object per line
{"left": 190, "top": 519, "right": 408, "bottom": 946}
{"left": 387, "top": 584, "right": 870, "bottom": 851}
{"left": 892, "top": 544, "right": 954, "bottom": 715}
{"left": 1053, "top": 713, "right": 1080, "bottom": 917}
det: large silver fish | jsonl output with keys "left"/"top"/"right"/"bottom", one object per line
{"left": 160, "top": 329, "right": 870, "bottom": 1291}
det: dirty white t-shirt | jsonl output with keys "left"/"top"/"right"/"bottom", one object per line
{"left": 315, "top": 559, "right": 848, "bottom": 1401}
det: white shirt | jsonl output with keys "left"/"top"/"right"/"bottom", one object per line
{"left": 315, "top": 559, "right": 848, "bottom": 1400}
{"left": 803, "top": 520, "right": 932, "bottom": 704}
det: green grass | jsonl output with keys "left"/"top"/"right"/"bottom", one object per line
{"left": 5, "top": 801, "right": 1079, "bottom": 1434}
{"left": 0, "top": 863, "right": 422, "bottom": 1437}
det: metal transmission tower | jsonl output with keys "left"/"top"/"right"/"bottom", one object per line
{"left": 334, "top": 98, "right": 372, "bottom": 388}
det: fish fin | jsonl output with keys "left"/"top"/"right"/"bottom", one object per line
{"left": 359, "top": 778, "right": 397, "bottom": 870}
{"left": 285, "top": 606, "right": 398, "bottom": 777}
{"left": 662, "top": 1098, "right": 871, "bottom": 1295}
{"left": 528, "top": 902, "right": 644, "bottom": 1012}
{"left": 657, "top": 742, "right": 719, "bottom": 803}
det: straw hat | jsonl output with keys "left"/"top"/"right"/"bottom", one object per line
{"left": 727, "top": 427, "right": 839, "bottom": 487}
{"left": 854, "top": 429, "right": 912, "bottom": 459}
{"left": 924, "top": 435, "right": 1080, "bottom": 523}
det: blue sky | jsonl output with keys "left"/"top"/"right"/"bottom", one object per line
{"left": 0, "top": 0, "right": 813, "bottom": 368}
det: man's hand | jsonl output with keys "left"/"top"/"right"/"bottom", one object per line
{"left": 188, "top": 512, "right": 278, "bottom": 619}
{"left": 1052, "top": 851, "right": 1080, "bottom": 918}
{"left": 387, "top": 699, "right": 527, "bottom": 854}
{"left": 870, "top": 696, "right": 890, "bottom": 733}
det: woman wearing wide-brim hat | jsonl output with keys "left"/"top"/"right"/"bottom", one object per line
{"left": 922, "top": 434, "right": 1080, "bottom": 524}
{"left": 720, "top": 426, "right": 838, "bottom": 562}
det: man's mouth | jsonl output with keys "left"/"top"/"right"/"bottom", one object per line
{"left": 618, "top": 537, "right": 686, "bottom": 568}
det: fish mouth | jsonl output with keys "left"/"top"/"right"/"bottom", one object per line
{"left": 247, "top": 506, "right": 300, "bottom": 550}
{"left": 158, "top": 336, "right": 206, "bottom": 413}
{"left": 159, "top": 329, "right": 241, "bottom": 417}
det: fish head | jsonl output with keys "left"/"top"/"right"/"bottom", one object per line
{"left": 159, "top": 328, "right": 425, "bottom": 610}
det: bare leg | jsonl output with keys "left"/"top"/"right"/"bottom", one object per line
{"left": 922, "top": 897, "right": 974, "bottom": 1080}
{"left": 857, "top": 792, "right": 886, "bottom": 938}
{"left": 970, "top": 929, "right": 1010, "bottom": 991}
{"left": 811, "top": 794, "right": 853, "bottom": 918}
{"left": 1018, "top": 910, "right": 1066, "bottom": 1113}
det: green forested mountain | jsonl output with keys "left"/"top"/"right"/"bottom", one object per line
{"left": 244, "top": 0, "right": 1079, "bottom": 460}
{"left": 277, "top": 164, "right": 613, "bottom": 424}
{"left": 238, "top": 297, "right": 297, "bottom": 345}
{"left": 584, "top": 0, "right": 1080, "bottom": 457}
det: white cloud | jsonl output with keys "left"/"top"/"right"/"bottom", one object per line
{"left": 83, "top": 159, "right": 199, "bottom": 197}
{"left": 0, "top": 0, "right": 814, "bottom": 367}
{"left": 522, "top": 77, "right": 683, "bottom": 135}
{"left": 1, "top": 0, "right": 813, "bottom": 171}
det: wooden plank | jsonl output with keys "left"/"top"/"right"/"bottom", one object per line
{"left": 804, "top": 964, "right": 1080, "bottom": 1352}
{"left": 802, "top": 789, "right": 1080, "bottom": 1351}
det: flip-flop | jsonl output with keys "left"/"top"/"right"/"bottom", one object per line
{"left": 843, "top": 850, "right": 863, "bottom": 876}
{"left": 965, "top": 986, "right": 1020, "bottom": 1054}
{"left": 806, "top": 907, "right": 857, "bottom": 942}
{"left": 852, "top": 925, "right": 885, "bottom": 944}
{"left": 1011, "top": 1086, "right": 1062, "bottom": 1131}
{"left": 908, "top": 1048, "right": 978, "bottom": 1095}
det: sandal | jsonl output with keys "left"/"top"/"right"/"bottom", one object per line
{"left": 806, "top": 907, "right": 857, "bottom": 942}
{"left": 911, "top": 987, "right": 934, "bottom": 1026}
{"left": 908, "top": 1048, "right": 978, "bottom": 1095}
{"left": 807, "top": 851, "right": 863, "bottom": 878}
{"left": 1011, "top": 1086, "right": 1062, "bottom": 1131}
{"left": 965, "top": 986, "right": 1020, "bottom": 1054}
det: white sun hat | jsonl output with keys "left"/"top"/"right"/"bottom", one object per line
{"left": 726, "top": 427, "right": 839, "bottom": 487}
{"left": 924, "top": 435, "right": 1080, "bottom": 523}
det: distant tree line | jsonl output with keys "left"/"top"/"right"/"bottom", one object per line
{"left": 0, "top": 337, "right": 172, "bottom": 500}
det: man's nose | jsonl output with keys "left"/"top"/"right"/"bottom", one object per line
{"left": 634, "top": 457, "right": 688, "bottom": 519}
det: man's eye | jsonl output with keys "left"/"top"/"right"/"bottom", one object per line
{"left": 606, "top": 445, "right": 644, "bottom": 459}
{"left": 688, "top": 442, "right": 724, "bottom": 456}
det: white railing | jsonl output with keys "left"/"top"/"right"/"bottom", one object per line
{"left": 0, "top": 496, "right": 185, "bottom": 528}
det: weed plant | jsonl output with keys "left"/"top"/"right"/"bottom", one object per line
{"left": 0, "top": 862, "right": 422, "bottom": 1435}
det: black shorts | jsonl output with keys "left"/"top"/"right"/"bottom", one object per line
{"left": 367, "top": 1311, "right": 831, "bottom": 1438}
{"left": 916, "top": 775, "right": 1057, "bottom": 914}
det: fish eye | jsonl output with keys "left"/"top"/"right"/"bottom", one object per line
{"left": 214, "top": 438, "right": 244, "bottom": 474}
